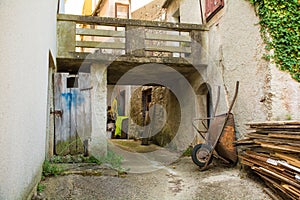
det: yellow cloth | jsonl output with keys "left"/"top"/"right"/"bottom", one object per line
{"left": 82, "top": 0, "right": 92, "bottom": 16}
{"left": 111, "top": 98, "right": 118, "bottom": 120}
{"left": 115, "top": 116, "right": 128, "bottom": 136}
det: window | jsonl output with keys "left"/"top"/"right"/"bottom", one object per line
{"left": 115, "top": 3, "right": 129, "bottom": 19}
{"left": 205, "top": 0, "right": 224, "bottom": 22}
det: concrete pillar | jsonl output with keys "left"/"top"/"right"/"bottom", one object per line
{"left": 90, "top": 63, "right": 108, "bottom": 157}
{"left": 125, "top": 25, "right": 145, "bottom": 56}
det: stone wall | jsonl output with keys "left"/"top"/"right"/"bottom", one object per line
{"left": 129, "top": 86, "right": 181, "bottom": 148}
{"left": 131, "top": 0, "right": 166, "bottom": 21}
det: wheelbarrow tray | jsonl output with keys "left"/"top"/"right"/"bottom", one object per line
{"left": 204, "top": 113, "right": 237, "bottom": 164}
{"left": 214, "top": 113, "right": 238, "bottom": 164}
{"left": 192, "top": 82, "right": 239, "bottom": 170}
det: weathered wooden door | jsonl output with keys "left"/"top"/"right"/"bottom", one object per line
{"left": 54, "top": 73, "right": 91, "bottom": 155}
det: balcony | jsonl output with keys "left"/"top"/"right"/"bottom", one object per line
{"left": 56, "top": 14, "right": 208, "bottom": 84}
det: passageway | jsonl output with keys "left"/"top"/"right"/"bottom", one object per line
{"left": 36, "top": 156, "right": 271, "bottom": 200}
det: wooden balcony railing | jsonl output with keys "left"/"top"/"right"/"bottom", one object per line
{"left": 57, "top": 14, "right": 208, "bottom": 62}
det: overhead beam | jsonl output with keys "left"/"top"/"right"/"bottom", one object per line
{"left": 57, "top": 14, "right": 209, "bottom": 31}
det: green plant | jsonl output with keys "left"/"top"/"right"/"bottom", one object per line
{"left": 42, "top": 160, "right": 64, "bottom": 177}
{"left": 286, "top": 114, "right": 292, "bottom": 120}
{"left": 182, "top": 146, "right": 192, "bottom": 157}
{"left": 37, "top": 183, "right": 46, "bottom": 193}
{"left": 50, "top": 154, "right": 106, "bottom": 164}
{"left": 99, "top": 150, "right": 123, "bottom": 170}
{"left": 249, "top": 0, "right": 300, "bottom": 82}
{"left": 85, "top": 155, "right": 102, "bottom": 164}
{"left": 50, "top": 155, "right": 63, "bottom": 163}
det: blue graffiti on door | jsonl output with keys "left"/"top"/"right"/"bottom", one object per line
{"left": 61, "top": 90, "right": 85, "bottom": 110}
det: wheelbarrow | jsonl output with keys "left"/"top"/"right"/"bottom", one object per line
{"left": 191, "top": 82, "right": 239, "bottom": 171}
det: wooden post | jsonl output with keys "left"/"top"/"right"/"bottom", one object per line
{"left": 125, "top": 25, "right": 146, "bottom": 56}
{"left": 57, "top": 21, "right": 76, "bottom": 57}
{"left": 54, "top": 73, "right": 70, "bottom": 155}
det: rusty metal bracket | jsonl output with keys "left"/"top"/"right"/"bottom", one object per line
{"left": 80, "top": 86, "right": 93, "bottom": 91}
{"left": 50, "top": 109, "right": 63, "bottom": 117}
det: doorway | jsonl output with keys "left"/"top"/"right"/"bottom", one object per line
{"left": 53, "top": 73, "right": 91, "bottom": 155}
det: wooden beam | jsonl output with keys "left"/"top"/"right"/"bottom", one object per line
{"left": 76, "top": 28, "right": 125, "bottom": 37}
{"left": 76, "top": 41, "right": 125, "bottom": 49}
{"left": 145, "top": 45, "right": 191, "bottom": 53}
{"left": 268, "top": 133, "right": 300, "bottom": 140}
{"left": 258, "top": 142, "right": 300, "bottom": 153}
{"left": 145, "top": 32, "right": 191, "bottom": 42}
{"left": 247, "top": 121, "right": 300, "bottom": 126}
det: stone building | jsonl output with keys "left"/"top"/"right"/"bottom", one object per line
{"left": 1, "top": 0, "right": 298, "bottom": 198}
{"left": 131, "top": 0, "right": 300, "bottom": 143}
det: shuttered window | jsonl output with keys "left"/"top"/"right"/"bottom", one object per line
{"left": 205, "top": 0, "right": 224, "bottom": 22}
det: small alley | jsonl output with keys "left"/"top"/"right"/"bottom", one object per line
{"left": 35, "top": 144, "right": 271, "bottom": 200}
{"left": 1, "top": 0, "right": 299, "bottom": 199}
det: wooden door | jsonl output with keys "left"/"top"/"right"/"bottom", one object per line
{"left": 54, "top": 73, "right": 91, "bottom": 155}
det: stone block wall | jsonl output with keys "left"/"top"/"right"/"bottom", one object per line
{"left": 129, "top": 86, "right": 181, "bottom": 148}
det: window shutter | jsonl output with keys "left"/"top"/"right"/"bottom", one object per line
{"left": 205, "top": 0, "right": 224, "bottom": 21}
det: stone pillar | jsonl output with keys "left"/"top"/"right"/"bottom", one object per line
{"left": 126, "top": 25, "right": 145, "bottom": 56}
{"left": 191, "top": 30, "right": 208, "bottom": 67}
{"left": 90, "top": 63, "right": 108, "bottom": 158}
{"left": 57, "top": 21, "right": 76, "bottom": 57}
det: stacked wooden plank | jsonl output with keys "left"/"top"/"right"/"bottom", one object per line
{"left": 236, "top": 121, "right": 300, "bottom": 199}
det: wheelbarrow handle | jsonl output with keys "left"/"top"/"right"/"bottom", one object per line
{"left": 228, "top": 81, "right": 239, "bottom": 114}
{"left": 192, "top": 118, "right": 215, "bottom": 140}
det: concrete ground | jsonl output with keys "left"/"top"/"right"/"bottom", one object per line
{"left": 35, "top": 140, "right": 271, "bottom": 200}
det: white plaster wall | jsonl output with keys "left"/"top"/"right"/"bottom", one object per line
{"left": 269, "top": 64, "right": 300, "bottom": 120}
{"left": 206, "top": 0, "right": 300, "bottom": 135}
{"left": 166, "top": 0, "right": 299, "bottom": 138}
{"left": 206, "top": 0, "right": 269, "bottom": 136}
{"left": 165, "top": 0, "right": 202, "bottom": 24}
{"left": 0, "top": 0, "right": 57, "bottom": 199}
{"left": 180, "top": 0, "right": 202, "bottom": 24}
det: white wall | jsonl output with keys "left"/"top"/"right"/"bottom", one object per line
{"left": 165, "top": 0, "right": 202, "bottom": 24}
{"left": 0, "top": 0, "right": 57, "bottom": 199}
{"left": 205, "top": 0, "right": 299, "bottom": 135}
{"left": 180, "top": 0, "right": 202, "bottom": 24}
{"left": 269, "top": 63, "right": 300, "bottom": 121}
{"left": 65, "top": 0, "right": 85, "bottom": 14}
{"left": 164, "top": 0, "right": 269, "bottom": 137}
{"left": 205, "top": 0, "right": 269, "bottom": 136}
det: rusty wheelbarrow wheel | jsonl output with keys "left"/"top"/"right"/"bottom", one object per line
{"left": 192, "top": 144, "right": 213, "bottom": 167}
